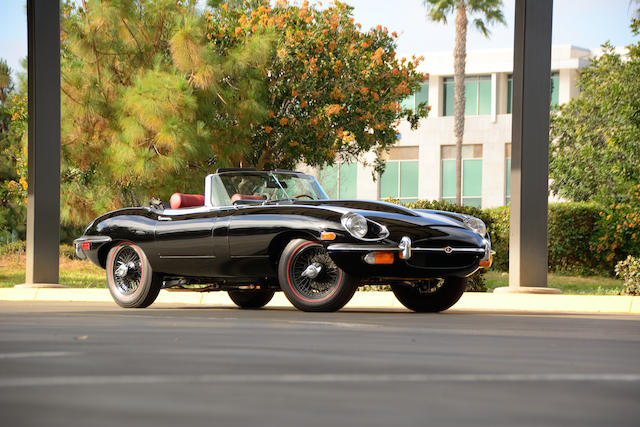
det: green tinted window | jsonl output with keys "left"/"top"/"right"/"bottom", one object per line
{"left": 339, "top": 163, "right": 358, "bottom": 199}
{"left": 463, "top": 198, "right": 482, "bottom": 208}
{"left": 400, "top": 95, "right": 414, "bottom": 111}
{"left": 416, "top": 82, "right": 429, "bottom": 107}
{"left": 464, "top": 80, "right": 478, "bottom": 116}
{"left": 380, "top": 161, "right": 399, "bottom": 198}
{"left": 478, "top": 78, "right": 491, "bottom": 115}
{"left": 400, "top": 161, "right": 418, "bottom": 198}
{"left": 319, "top": 165, "right": 338, "bottom": 199}
{"left": 505, "top": 157, "right": 511, "bottom": 198}
{"left": 443, "top": 78, "right": 454, "bottom": 116}
{"left": 463, "top": 159, "right": 482, "bottom": 197}
{"left": 441, "top": 159, "right": 456, "bottom": 198}
{"left": 550, "top": 72, "right": 559, "bottom": 109}
{"left": 507, "top": 75, "right": 513, "bottom": 114}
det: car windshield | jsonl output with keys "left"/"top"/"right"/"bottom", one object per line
{"left": 209, "top": 172, "right": 329, "bottom": 206}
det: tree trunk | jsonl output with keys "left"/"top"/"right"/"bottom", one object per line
{"left": 453, "top": 1, "right": 467, "bottom": 206}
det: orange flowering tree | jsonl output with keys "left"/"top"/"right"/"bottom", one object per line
{"left": 206, "top": 0, "right": 428, "bottom": 172}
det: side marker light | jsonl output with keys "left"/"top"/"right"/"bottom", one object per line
{"left": 320, "top": 232, "right": 336, "bottom": 241}
{"left": 364, "top": 252, "right": 394, "bottom": 265}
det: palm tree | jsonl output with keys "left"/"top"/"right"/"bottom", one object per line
{"left": 423, "top": 0, "right": 505, "bottom": 205}
{"left": 0, "top": 59, "right": 13, "bottom": 105}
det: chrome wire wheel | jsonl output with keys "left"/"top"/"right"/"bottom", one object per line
{"left": 106, "top": 242, "right": 162, "bottom": 308}
{"left": 290, "top": 245, "right": 340, "bottom": 300}
{"left": 279, "top": 239, "right": 357, "bottom": 312}
{"left": 111, "top": 246, "right": 142, "bottom": 296}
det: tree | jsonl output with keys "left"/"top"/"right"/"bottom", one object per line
{"left": 205, "top": 0, "right": 428, "bottom": 173}
{"left": 60, "top": 0, "right": 271, "bottom": 224}
{"left": 549, "top": 38, "right": 640, "bottom": 204}
{"left": 422, "top": 0, "right": 504, "bottom": 205}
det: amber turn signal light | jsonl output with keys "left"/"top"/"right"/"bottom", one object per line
{"left": 479, "top": 254, "right": 492, "bottom": 268}
{"left": 320, "top": 232, "right": 336, "bottom": 240}
{"left": 364, "top": 252, "right": 395, "bottom": 265}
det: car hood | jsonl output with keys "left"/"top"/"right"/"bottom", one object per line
{"left": 294, "top": 200, "right": 468, "bottom": 228}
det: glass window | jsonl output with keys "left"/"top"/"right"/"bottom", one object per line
{"left": 443, "top": 77, "right": 454, "bottom": 116}
{"left": 507, "top": 72, "right": 560, "bottom": 113}
{"left": 440, "top": 144, "right": 483, "bottom": 207}
{"left": 380, "top": 161, "right": 399, "bottom": 199}
{"left": 318, "top": 162, "right": 357, "bottom": 199}
{"left": 444, "top": 76, "right": 491, "bottom": 116}
{"left": 505, "top": 143, "right": 511, "bottom": 204}
{"left": 550, "top": 71, "right": 559, "bottom": 110}
{"left": 379, "top": 160, "right": 419, "bottom": 202}
{"left": 400, "top": 81, "right": 429, "bottom": 113}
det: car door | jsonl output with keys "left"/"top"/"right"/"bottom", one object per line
{"left": 153, "top": 207, "right": 228, "bottom": 276}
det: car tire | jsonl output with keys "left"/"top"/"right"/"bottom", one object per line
{"left": 106, "top": 242, "right": 162, "bottom": 308}
{"left": 391, "top": 277, "right": 467, "bottom": 312}
{"left": 278, "top": 239, "right": 357, "bottom": 312}
{"left": 228, "top": 290, "right": 275, "bottom": 309}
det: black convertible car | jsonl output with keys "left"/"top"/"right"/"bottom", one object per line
{"left": 75, "top": 169, "right": 492, "bottom": 312}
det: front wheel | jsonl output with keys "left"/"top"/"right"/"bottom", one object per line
{"left": 278, "top": 239, "right": 357, "bottom": 312}
{"left": 106, "top": 242, "right": 162, "bottom": 308}
{"left": 228, "top": 290, "right": 275, "bottom": 309}
{"left": 391, "top": 277, "right": 467, "bottom": 312}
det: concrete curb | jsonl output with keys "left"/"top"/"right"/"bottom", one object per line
{"left": 0, "top": 288, "right": 638, "bottom": 314}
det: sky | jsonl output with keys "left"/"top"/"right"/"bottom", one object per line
{"left": 0, "top": 0, "right": 638, "bottom": 80}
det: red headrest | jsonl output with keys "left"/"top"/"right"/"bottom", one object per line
{"left": 170, "top": 193, "right": 205, "bottom": 209}
{"left": 230, "top": 194, "right": 265, "bottom": 204}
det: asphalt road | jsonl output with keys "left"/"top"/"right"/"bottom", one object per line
{"left": 1, "top": 301, "right": 639, "bottom": 427}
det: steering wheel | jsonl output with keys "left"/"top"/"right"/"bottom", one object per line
{"left": 294, "top": 194, "right": 314, "bottom": 200}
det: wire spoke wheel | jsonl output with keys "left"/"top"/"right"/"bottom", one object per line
{"left": 278, "top": 239, "right": 357, "bottom": 312}
{"left": 290, "top": 247, "right": 340, "bottom": 300}
{"left": 106, "top": 242, "right": 162, "bottom": 308}
{"left": 111, "top": 246, "right": 142, "bottom": 296}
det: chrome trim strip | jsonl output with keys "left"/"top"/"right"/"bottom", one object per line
{"left": 327, "top": 244, "right": 485, "bottom": 254}
{"left": 73, "top": 236, "right": 112, "bottom": 244}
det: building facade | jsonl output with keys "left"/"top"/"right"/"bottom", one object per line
{"left": 308, "top": 45, "right": 594, "bottom": 208}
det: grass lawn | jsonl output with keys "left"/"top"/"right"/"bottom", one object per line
{"left": 484, "top": 271, "right": 625, "bottom": 295}
{"left": 0, "top": 253, "right": 626, "bottom": 295}
{"left": 0, "top": 253, "right": 105, "bottom": 288}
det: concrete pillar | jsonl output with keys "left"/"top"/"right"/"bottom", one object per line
{"left": 495, "top": 0, "right": 560, "bottom": 294}
{"left": 17, "top": 0, "right": 63, "bottom": 288}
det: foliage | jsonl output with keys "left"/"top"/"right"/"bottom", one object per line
{"left": 0, "top": 79, "right": 27, "bottom": 242}
{"left": 615, "top": 255, "right": 640, "bottom": 295}
{"left": 59, "top": 0, "right": 272, "bottom": 224}
{"left": 0, "top": 240, "right": 26, "bottom": 257}
{"left": 422, "top": 0, "right": 505, "bottom": 37}
{"left": 549, "top": 40, "right": 640, "bottom": 203}
{"left": 593, "top": 184, "right": 640, "bottom": 265}
{"left": 205, "top": 0, "right": 428, "bottom": 174}
{"left": 422, "top": 0, "right": 505, "bottom": 205}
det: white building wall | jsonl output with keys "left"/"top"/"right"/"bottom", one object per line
{"left": 304, "top": 45, "right": 593, "bottom": 207}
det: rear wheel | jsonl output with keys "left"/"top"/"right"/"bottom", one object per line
{"left": 391, "top": 277, "right": 467, "bottom": 312}
{"left": 278, "top": 239, "right": 357, "bottom": 312}
{"left": 106, "top": 242, "right": 162, "bottom": 308}
{"left": 228, "top": 290, "right": 275, "bottom": 309}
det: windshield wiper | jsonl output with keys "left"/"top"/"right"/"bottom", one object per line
{"left": 262, "top": 198, "right": 296, "bottom": 205}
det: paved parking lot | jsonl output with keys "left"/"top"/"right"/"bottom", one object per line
{"left": 1, "top": 301, "right": 639, "bottom": 427}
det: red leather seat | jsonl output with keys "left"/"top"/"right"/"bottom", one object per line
{"left": 230, "top": 194, "right": 265, "bottom": 204}
{"left": 170, "top": 193, "right": 205, "bottom": 209}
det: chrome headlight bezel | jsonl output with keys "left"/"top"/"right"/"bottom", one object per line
{"left": 463, "top": 216, "right": 487, "bottom": 236}
{"left": 341, "top": 212, "right": 368, "bottom": 239}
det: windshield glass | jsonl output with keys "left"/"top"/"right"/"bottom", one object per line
{"left": 209, "top": 172, "right": 329, "bottom": 206}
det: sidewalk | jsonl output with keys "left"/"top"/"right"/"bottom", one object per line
{"left": 1, "top": 288, "right": 638, "bottom": 314}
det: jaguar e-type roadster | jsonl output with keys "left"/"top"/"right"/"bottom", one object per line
{"left": 75, "top": 169, "right": 492, "bottom": 312}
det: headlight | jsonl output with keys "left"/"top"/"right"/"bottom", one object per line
{"left": 463, "top": 217, "right": 487, "bottom": 236}
{"left": 341, "top": 212, "right": 368, "bottom": 239}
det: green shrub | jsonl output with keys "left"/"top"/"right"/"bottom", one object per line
{"left": 615, "top": 255, "right": 640, "bottom": 295}
{"left": 0, "top": 241, "right": 77, "bottom": 259}
{"left": 484, "top": 205, "right": 509, "bottom": 271}
{"left": 0, "top": 240, "right": 26, "bottom": 256}
{"left": 547, "top": 202, "right": 602, "bottom": 275}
